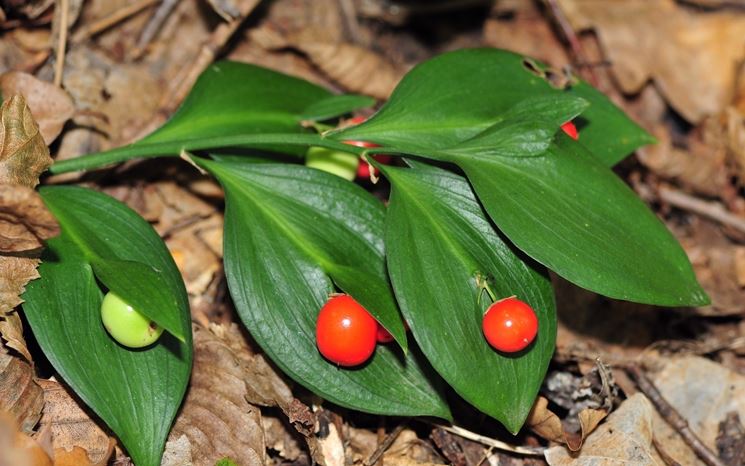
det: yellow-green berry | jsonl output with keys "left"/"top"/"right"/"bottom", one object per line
{"left": 100, "top": 292, "right": 163, "bottom": 348}
{"left": 305, "top": 146, "right": 359, "bottom": 181}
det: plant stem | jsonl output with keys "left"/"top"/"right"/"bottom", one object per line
{"left": 49, "top": 133, "right": 368, "bottom": 174}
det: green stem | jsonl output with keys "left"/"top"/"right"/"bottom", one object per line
{"left": 49, "top": 133, "right": 371, "bottom": 175}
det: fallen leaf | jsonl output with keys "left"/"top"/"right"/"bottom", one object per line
{"left": 527, "top": 396, "right": 607, "bottom": 451}
{"left": 649, "top": 356, "right": 745, "bottom": 466}
{"left": 0, "top": 353, "right": 43, "bottom": 434}
{"left": 165, "top": 324, "right": 266, "bottom": 466}
{"left": 0, "top": 95, "right": 52, "bottom": 188}
{"left": 295, "top": 39, "right": 402, "bottom": 99}
{"left": 559, "top": 0, "right": 745, "bottom": 122}
{"left": 0, "top": 72, "right": 74, "bottom": 145}
{"left": 53, "top": 444, "right": 114, "bottom": 466}
{"left": 0, "top": 409, "right": 52, "bottom": 466}
{"left": 0, "top": 311, "right": 31, "bottom": 363}
{"left": 0, "top": 184, "right": 59, "bottom": 253}
{"left": 161, "top": 434, "right": 193, "bottom": 466}
{"left": 36, "top": 378, "right": 114, "bottom": 466}
{"left": 483, "top": 0, "right": 570, "bottom": 68}
{"left": 544, "top": 394, "right": 658, "bottom": 465}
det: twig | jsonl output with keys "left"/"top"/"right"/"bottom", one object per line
{"left": 542, "top": 0, "right": 598, "bottom": 86}
{"left": 53, "top": 0, "right": 70, "bottom": 87}
{"left": 365, "top": 423, "right": 406, "bottom": 466}
{"left": 433, "top": 424, "right": 545, "bottom": 456}
{"left": 71, "top": 0, "right": 159, "bottom": 43}
{"left": 658, "top": 186, "right": 745, "bottom": 236}
{"left": 626, "top": 364, "right": 726, "bottom": 466}
{"left": 134, "top": 0, "right": 180, "bottom": 55}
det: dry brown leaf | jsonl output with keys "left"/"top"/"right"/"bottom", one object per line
{"left": 0, "top": 409, "right": 53, "bottom": 466}
{"left": 0, "top": 95, "right": 52, "bottom": 188}
{"left": 0, "top": 72, "right": 74, "bottom": 145}
{"left": 0, "top": 184, "right": 59, "bottom": 253}
{"left": 545, "top": 394, "right": 658, "bottom": 465}
{"left": 161, "top": 434, "right": 193, "bottom": 466}
{"left": 53, "top": 444, "right": 114, "bottom": 466}
{"left": 527, "top": 396, "right": 607, "bottom": 451}
{"left": 483, "top": 0, "right": 570, "bottom": 68}
{"left": 165, "top": 324, "right": 266, "bottom": 466}
{"left": 0, "top": 311, "right": 30, "bottom": 361}
{"left": 559, "top": 0, "right": 745, "bottom": 122}
{"left": 648, "top": 356, "right": 745, "bottom": 466}
{"left": 36, "top": 378, "right": 114, "bottom": 466}
{"left": 295, "top": 40, "right": 402, "bottom": 100}
{"left": 0, "top": 353, "right": 43, "bottom": 434}
{"left": 672, "top": 220, "right": 745, "bottom": 315}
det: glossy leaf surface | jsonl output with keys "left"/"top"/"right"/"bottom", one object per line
{"left": 22, "top": 186, "right": 192, "bottom": 466}
{"left": 382, "top": 160, "right": 556, "bottom": 433}
{"left": 197, "top": 157, "right": 449, "bottom": 418}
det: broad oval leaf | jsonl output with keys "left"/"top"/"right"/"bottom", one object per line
{"left": 22, "top": 186, "right": 192, "bottom": 466}
{"left": 142, "top": 61, "right": 331, "bottom": 146}
{"left": 196, "top": 157, "right": 449, "bottom": 418}
{"left": 381, "top": 160, "right": 556, "bottom": 433}
{"left": 335, "top": 48, "right": 652, "bottom": 166}
{"left": 458, "top": 137, "right": 709, "bottom": 306}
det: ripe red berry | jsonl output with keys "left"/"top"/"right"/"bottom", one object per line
{"left": 482, "top": 297, "right": 538, "bottom": 353}
{"left": 316, "top": 295, "right": 377, "bottom": 366}
{"left": 376, "top": 323, "right": 394, "bottom": 343}
{"left": 561, "top": 121, "right": 579, "bottom": 140}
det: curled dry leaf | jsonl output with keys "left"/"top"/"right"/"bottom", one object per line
{"left": 558, "top": 0, "right": 745, "bottom": 123}
{"left": 165, "top": 324, "right": 266, "bottom": 466}
{"left": 0, "top": 353, "right": 43, "bottom": 434}
{"left": 0, "top": 410, "right": 52, "bottom": 466}
{"left": 0, "top": 311, "right": 32, "bottom": 361}
{"left": 0, "top": 95, "right": 52, "bottom": 188}
{"left": 36, "top": 379, "right": 114, "bottom": 466}
{"left": 544, "top": 394, "right": 657, "bottom": 465}
{"left": 0, "top": 72, "right": 74, "bottom": 145}
{"left": 527, "top": 396, "right": 607, "bottom": 451}
{"left": 0, "top": 184, "right": 59, "bottom": 253}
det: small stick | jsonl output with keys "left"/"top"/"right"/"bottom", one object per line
{"left": 135, "top": 0, "right": 179, "bottom": 55}
{"left": 53, "top": 0, "right": 70, "bottom": 87}
{"left": 658, "top": 186, "right": 745, "bottom": 236}
{"left": 626, "top": 364, "right": 726, "bottom": 466}
{"left": 365, "top": 423, "right": 406, "bottom": 466}
{"left": 433, "top": 424, "right": 544, "bottom": 456}
{"left": 72, "top": 0, "right": 159, "bottom": 43}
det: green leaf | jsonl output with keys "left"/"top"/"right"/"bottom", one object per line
{"left": 22, "top": 186, "right": 192, "bottom": 466}
{"left": 300, "top": 94, "right": 376, "bottom": 121}
{"left": 566, "top": 80, "right": 656, "bottom": 166}
{"left": 381, "top": 160, "right": 556, "bottom": 433}
{"left": 196, "top": 157, "right": 449, "bottom": 418}
{"left": 91, "top": 259, "right": 186, "bottom": 342}
{"left": 458, "top": 137, "right": 709, "bottom": 306}
{"left": 142, "top": 61, "right": 331, "bottom": 146}
{"left": 335, "top": 48, "right": 652, "bottom": 165}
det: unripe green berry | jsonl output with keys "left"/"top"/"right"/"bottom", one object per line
{"left": 305, "top": 146, "right": 359, "bottom": 181}
{"left": 100, "top": 292, "right": 163, "bottom": 348}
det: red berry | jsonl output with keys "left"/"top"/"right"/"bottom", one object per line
{"left": 376, "top": 323, "right": 394, "bottom": 343}
{"left": 482, "top": 297, "right": 538, "bottom": 353}
{"left": 316, "top": 295, "right": 377, "bottom": 366}
{"left": 561, "top": 121, "right": 579, "bottom": 140}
